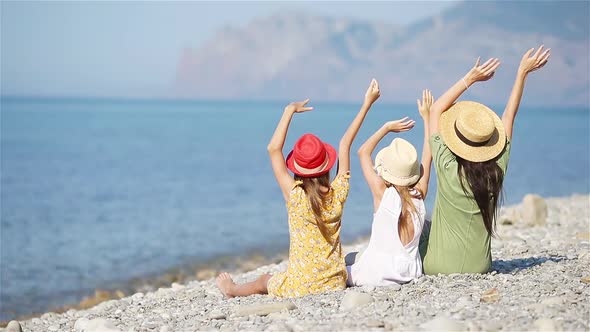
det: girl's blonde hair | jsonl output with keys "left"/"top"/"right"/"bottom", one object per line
{"left": 294, "top": 172, "right": 337, "bottom": 251}
{"left": 388, "top": 182, "right": 423, "bottom": 246}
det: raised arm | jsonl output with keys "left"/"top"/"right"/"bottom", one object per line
{"left": 267, "top": 99, "right": 313, "bottom": 202}
{"left": 337, "top": 79, "right": 380, "bottom": 177}
{"left": 358, "top": 118, "right": 415, "bottom": 212}
{"left": 503, "top": 45, "right": 550, "bottom": 139}
{"left": 430, "top": 57, "right": 501, "bottom": 135}
{"left": 415, "top": 90, "right": 434, "bottom": 199}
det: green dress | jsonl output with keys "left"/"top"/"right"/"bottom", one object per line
{"left": 421, "top": 133, "right": 511, "bottom": 275}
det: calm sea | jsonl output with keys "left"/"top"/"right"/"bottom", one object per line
{"left": 1, "top": 97, "right": 588, "bottom": 320}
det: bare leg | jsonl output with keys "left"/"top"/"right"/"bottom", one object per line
{"left": 216, "top": 272, "right": 271, "bottom": 298}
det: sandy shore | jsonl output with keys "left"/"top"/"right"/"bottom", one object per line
{"left": 3, "top": 194, "right": 589, "bottom": 332}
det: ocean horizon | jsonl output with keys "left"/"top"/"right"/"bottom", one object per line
{"left": 1, "top": 97, "right": 589, "bottom": 321}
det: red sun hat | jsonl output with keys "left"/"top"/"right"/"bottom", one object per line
{"left": 286, "top": 133, "right": 337, "bottom": 177}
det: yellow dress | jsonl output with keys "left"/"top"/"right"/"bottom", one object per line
{"left": 267, "top": 172, "right": 350, "bottom": 298}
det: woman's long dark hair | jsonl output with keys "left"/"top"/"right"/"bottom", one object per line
{"left": 456, "top": 157, "right": 504, "bottom": 236}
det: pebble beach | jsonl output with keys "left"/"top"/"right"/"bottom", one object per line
{"left": 3, "top": 194, "right": 589, "bottom": 332}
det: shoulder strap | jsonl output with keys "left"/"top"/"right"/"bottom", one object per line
{"left": 379, "top": 186, "right": 401, "bottom": 214}
{"left": 292, "top": 180, "right": 303, "bottom": 190}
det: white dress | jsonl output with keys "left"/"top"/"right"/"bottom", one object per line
{"left": 347, "top": 186, "right": 425, "bottom": 286}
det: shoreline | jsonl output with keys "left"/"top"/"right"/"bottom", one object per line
{"left": 0, "top": 249, "right": 288, "bottom": 324}
{"left": 2, "top": 193, "right": 589, "bottom": 331}
{"left": 1, "top": 245, "right": 294, "bottom": 323}
{"left": 2, "top": 233, "right": 373, "bottom": 324}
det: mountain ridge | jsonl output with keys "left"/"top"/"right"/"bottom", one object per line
{"left": 174, "top": 1, "right": 589, "bottom": 106}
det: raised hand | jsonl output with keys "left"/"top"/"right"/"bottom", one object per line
{"left": 519, "top": 45, "right": 550, "bottom": 75}
{"left": 465, "top": 57, "right": 501, "bottom": 85}
{"left": 502, "top": 46, "right": 551, "bottom": 140}
{"left": 284, "top": 99, "right": 314, "bottom": 113}
{"left": 384, "top": 117, "right": 415, "bottom": 133}
{"left": 417, "top": 89, "right": 434, "bottom": 120}
{"left": 364, "top": 78, "right": 381, "bottom": 105}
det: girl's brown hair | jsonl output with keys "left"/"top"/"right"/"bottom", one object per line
{"left": 294, "top": 172, "right": 338, "bottom": 253}
{"left": 390, "top": 183, "right": 423, "bottom": 246}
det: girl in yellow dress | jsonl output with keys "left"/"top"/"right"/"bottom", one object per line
{"left": 216, "top": 79, "right": 381, "bottom": 298}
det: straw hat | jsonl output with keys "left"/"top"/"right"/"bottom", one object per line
{"left": 286, "top": 133, "right": 337, "bottom": 177}
{"left": 439, "top": 101, "right": 506, "bottom": 162}
{"left": 375, "top": 138, "right": 421, "bottom": 186}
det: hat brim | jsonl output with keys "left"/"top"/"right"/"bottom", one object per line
{"left": 439, "top": 101, "right": 507, "bottom": 162}
{"left": 375, "top": 147, "right": 422, "bottom": 187}
{"left": 286, "top": 142, "right": 337, "bottom": 177}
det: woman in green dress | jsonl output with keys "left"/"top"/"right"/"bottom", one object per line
{"left": 422, "top": 46, "right": 551, "bottom": 275}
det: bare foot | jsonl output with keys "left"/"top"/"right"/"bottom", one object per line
{"left": 216, "top": 272, "right": 236, "bottom": 298}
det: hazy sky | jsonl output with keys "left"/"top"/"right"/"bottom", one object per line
{"left": 1, "top": 1, "right": 457, "bottom": 98}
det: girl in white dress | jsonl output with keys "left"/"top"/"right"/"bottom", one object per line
{"left": 347, "top": 90, "right": 433, "bottom": 286}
